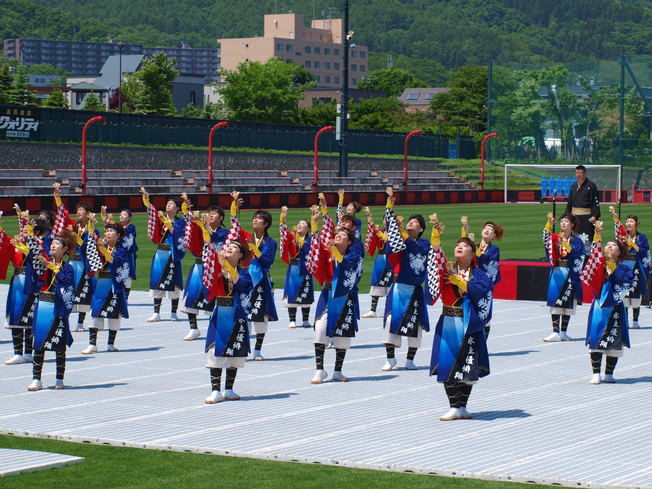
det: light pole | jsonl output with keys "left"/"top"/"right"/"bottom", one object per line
{"left": 118, "top": 42, "right": 124, "bottom": 113}
{"left": 338, "top": 0, "right": 350, "bottom": 178}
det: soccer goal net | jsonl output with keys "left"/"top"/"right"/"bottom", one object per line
{"left": 503, "top": 164, "right": 622, "bottom": 204}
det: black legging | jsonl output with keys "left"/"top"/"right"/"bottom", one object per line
{"left": 32, "top": 350, "right": 66, "bottom": 380}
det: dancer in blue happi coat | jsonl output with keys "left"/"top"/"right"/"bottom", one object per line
{"left": 582, "top": 221, "right": 634, "bottom": 384}
{"left": 181, "top": 200, "right": 229, "bottom": 341}
{"left": 336, "top": 188, "right": 363, "bottom": 240}
{"left": 361, "top": 206, "right": 394, "bottom": 319}
{"left": 27, "top": 231, "right": 76, "bottom": 391}
{"left": 381, "top": 189, "right": 431, "bottom": 371}
{"left": 280, "top": 206, "right": 315, "bottom": 328}
{"left": 202, "top": 240, "right": 253, "bottom": 403}
{"left": 142, "top": 188, "right": 186, "bottom": 323}
{"left": 462, "top": 218, "right": 504, "bottom": 338}
{"left": 611, "top": 208, "right": 650, "bottom": 329}
{"left": 427, "top": 223, "right": 493, "bottom": 421}
{"left": 81, "top": 222, "right": 129, "bottom": 354}
{"left": 543, "top": 213, "right": 585, "bottom": 342}
{"left": 309, "top": 194, "right": 364, "bottom": 384}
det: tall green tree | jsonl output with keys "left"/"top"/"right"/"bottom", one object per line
{"left": 358, "top": 68, "right": 428, "bottom": 98}
{"left": 430, "top": 65, "right": 487, "bottom": 133}
{"left": 7, "top": 64, "right": 36, "bottom": 106}
{"left": 349, "top": 97, "right": 406, "bottom": 131}
{"left": 43, "top": 88, "right": 69, "bottom": 108}
{"left": 217, "top": 57, "right": 315, "bottom": 124}
{"left": 137, "top": 52, "right": 179, "bottom": 116}
{"left": 0, "top": 63, "right": 12, "bottom": 104}
{"left": 82, "top": 91, "right": 104, "bottom": 111}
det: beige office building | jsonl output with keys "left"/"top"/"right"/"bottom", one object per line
{"left": 219, "top": 13, "right": 368, "bottom": 89}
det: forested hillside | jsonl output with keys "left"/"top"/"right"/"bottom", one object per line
{"left": 2, "top": 0, "right": 652, "bottom": 84}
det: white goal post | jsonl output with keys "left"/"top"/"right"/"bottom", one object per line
{"left": 503, "top": 164, "right": 622, "bottom": 204}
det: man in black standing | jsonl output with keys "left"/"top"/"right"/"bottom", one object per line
{"left": 565, "top": 164, "right": 600, "bottom": 253}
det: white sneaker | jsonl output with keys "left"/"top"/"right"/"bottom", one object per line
{"left": 405, "top": 359, "right": 418, "bottom": 370}
{"left": 107, "top": 344, "right": 119, "bottom": 352}
{"left": 288, "top": 321, "right": 297, "bottom": 329}
{"left": 590, "top": 373, "right": 601, "bottom": 384}
{"left": 205, "top": 390, "right": 224, "bottom": 404}
{"left": 54, "top": 379, "right": 65, "bottom": 390}
{"left": 311, "top": 369, "right": 328, "bottom": 384}
{"left": 332, "top": 371, "right": 349, "bottom": 382}
{"left": 603, "top": 374, "right": 616, "bottom": 383}
{"left": 183, "top": 329, "right": 201, "bottom": 341}
{"left": 23, "top": 353, "right": 33, "bottom": 362}
{"left": 632, "top": 321, "right": 640, "bottom": 329}
{"left": 81, "top": 344, "right": 98, "bottom": 355}
{"left": 302, "top": 321, "right": 312, "bottom": 328}
{"left": 253, "top": 350, "right": 264, "bottom": 361}
{"left": 457, "top": 407, "right": 473, "bottom": 419}
{"left": 170, "top": 313, "right": 179, "bottom": 322}
{"left": 223, "top": 389, "right": 240, "bottom": 400}
{"left": 147, "top": 313, "right": 161, "bottom": 323}
{"left": 27, "top": 379, "right": 42, "bottom": 391}
{"left": 559, "top": 331, "right": 572, "bottom": 341}
{"left": 5, "top": 354, "right": 25, "bottom": 365}
{"left": 361, "top": 310, "right": 377, "bottom": 318}
{"left": 381, "top": 357, "right": 397, "bottom": 371}
{"left": 543, "top": 332, "right": 562, "bottom": 342}
{"left": 439, "top": 407, "right": 463, "bottom": 421}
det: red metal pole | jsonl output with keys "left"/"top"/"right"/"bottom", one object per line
{"left": 208, "top": 121, "right": 229, "bottom": 192}
{"left": 480, "top": 133, "right": 498, "bottom": 190}
{"left": 313, "top": 125, "right": 335, "bottom": 188}
{"left": 403, "top": 130, "right": 422, "bottom": 190}
{"left": 81, "top": 116, "right": 106, "bottom": 195}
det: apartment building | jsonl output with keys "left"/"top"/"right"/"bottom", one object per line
{"left": 219, "top": 13, "right": 368, "bottom": 89}
{"left": 3, "top": 38, "right": 219, "bottom": 78}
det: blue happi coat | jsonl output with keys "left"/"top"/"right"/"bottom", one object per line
{"left": 32, "top": 262, "right": 75, "bottom": 352}
{"left": 91, "top": 246, "right": 129, "bottom": 320}
{"left": 205, "top": 270, "right": 253, "bottom": 358}
{"left": 247, "top": 235, "right": 278, "bottom": 322}
{"left": 586, "top": 262, "right": 634, "bottom": 352}
{"left": 149, "top": 217, "right": 186, "bottom": 292}
{"left": 430, "top": 266, "right": 493, "bottom": 383}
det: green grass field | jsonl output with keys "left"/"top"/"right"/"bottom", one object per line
{"left": 0, "top": 433, "right": 561, "bottom": 489}
{"left": 3, "top": 201, "right": 651, "bottom": 292}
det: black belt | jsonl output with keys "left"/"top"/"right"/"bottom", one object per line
{"left": 98, "top": 270, "right": 111, "bottom": 279}
{"left": 195, "top": 257, "right": 203, "bottom": 264}
{"left": 556, "top": 259, "right": 569, "bottom": 267}
{"left": 625, "top": 254, "right": 637, "bottom": 261}
{"left": 215, "top": 296, "right": 234, "bottom": 306}
{"left": 289, "top": 257, "right": 299, "bottom": 265}
{"left": 13, "top": 266, "right": 26, "bottom": 275}
{"left": 70, "top": 253, "right": 81, "bottom": 261}
{"left": 38, "top": 291, "right": 55, "bottom": 303}
{"left": 323, "top": 282, "right": 332, "bottom": 290}
{"left": 157, "top": 243, "right": 170, "bottom": 251}
{"left": 443, "top": 305, "right": 463, "bottom": 317}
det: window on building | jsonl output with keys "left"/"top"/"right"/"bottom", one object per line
{"left": 351, "top": 77, "right": 357, "bottom": 86}
{"left": 316, "top": 75, "right": 320, "bottom": 83}
{"left": 360, "top": 51, "right": 366, "bottom": 58}
{"left": 351, "top": 64, "right": 357, "bottom": 72}
{"left": 334, "top": 76, "right": 340, "bottom": 84}
{"left": 276, "top": 43, "right": 282, "bottom": 51}
{"left": 190, "top": 91, "right": 196, "bottom": 104}
{"left": 324, "top": 47, "right": 330, "bottom": 55}
{"left": 325, "top": 62, "right": 330, "bottom": 69}
{"left": 351, "top": 51, "right": 356, "bottom": 58}
{"left": 334, "top": 48, "right": 340, "bottom": 56}
{"left": 286, "top": 44, "right": 292, "bottom": 52}
{"left": 324, "top": 76, "right": 330, "bottom": 83}
{"left": 407, "top": 93, "right": 420, "bottom": 100}
{"left": 305, "top": 60, "right": 311, "bottom": 68}
{"left": 425, "top": 93, "right": 434, "bottom": 100}
{"left": 334, "top": 62, "right": 340, "bottom": 70}
{"left": 314, "top": 61, "right": 320, "bottom": 68}
{"left": 360, "top": 65, "right": 366, "bottom": 72}
{"left": 305, "top": 46, "right": 311, "bottom": 54}
{"left": 314, "top": 47, "right": 321, "bottom": 54}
